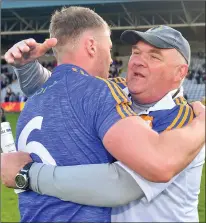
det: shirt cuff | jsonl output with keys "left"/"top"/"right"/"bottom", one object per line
{"left": 29, "top": 162, "right": 45, "bottom": 192}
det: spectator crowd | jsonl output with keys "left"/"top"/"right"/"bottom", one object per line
{"left": 1, "top": 52, "right": 205, "bottom": 102}
{"left": 187, "top": 52, "right": 206, "bottom": 84}
{"left": 1, "top": 59, "right": 17, "bottom": 89}
{"left": 109, "top": 58, "right": 123, "bottom": 78}
{"left": 187, "top": 63, "right": 206, "bottom": 84}
{"left": 4, "top": 87, "right": 27, "bottom": 103}
{"left": 1, "top": 59, "right": 57, "bottom": 102}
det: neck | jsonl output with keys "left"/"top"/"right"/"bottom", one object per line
{"left": 131, "top": 85, "right": 180, "bottom": 104}
{"left": 131, "top": 99, "right": 156, "bottom": 114}
{"left": 57, "top": 52, "right": 95, "bottom": 77}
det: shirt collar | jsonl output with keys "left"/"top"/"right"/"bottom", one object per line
{"left": 123, "top": 87, "right": 184, "bottom": 115}
{"left": 52, "top": 64, "right": 89, "bottom": 76}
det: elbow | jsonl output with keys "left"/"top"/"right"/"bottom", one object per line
{"left": 147, "top": 162, "right": 175, "bottom": 183}
{"left": 20, "top": 85, "right": 38, "bottom": 97}
{"left": 154, "top": 169, "right": 174, "bottom": 183}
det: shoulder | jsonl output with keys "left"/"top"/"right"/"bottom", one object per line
{"left": 109, "top": 77, "right": 127, "bottom": 89}
{"left": 64, "top": 68, "right": 108, "bottom": 94}
{"left": 166, "top": 96, "right": 194, "bottom": 130}
{"left": 109, "top": 77, "right": 126, "bottom": 84}
{"left": 95, "top": 77, "right": 130, "bottom": 104}
{"left": 150, "top": 97, "right": 194, "bottom": 132}
{"left": 89, "top": 77, "right": 135, "bottom": 119}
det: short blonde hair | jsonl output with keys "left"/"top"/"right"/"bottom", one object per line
{"left": 49, "top": 6, "right": 109, "bottom": 54}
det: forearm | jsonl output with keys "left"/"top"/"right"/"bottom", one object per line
{"left": 156, "top": 119, "right": 204, "bottom": 181}
{"left": 13, "top": 60, "right": 51, "bottom": 97}
{"left": 29, "top": 162, "right": 144, "bottom": 207}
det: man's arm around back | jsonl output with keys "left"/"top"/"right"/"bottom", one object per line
{"left": 103, "top": 106, "right": 205, "bottom": 182}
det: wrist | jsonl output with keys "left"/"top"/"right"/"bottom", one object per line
{"left": 15, "top": 162, "right": 34, "bottom": 190}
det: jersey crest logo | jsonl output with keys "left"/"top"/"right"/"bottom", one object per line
{"left": 80, "top": 70, "right": 85, "bottom": 75}
{"left": 140, "top": 115, "right": 153, "bottom": 127}
{"left": 72, "top": 67, "right": 78, "bottom": 72}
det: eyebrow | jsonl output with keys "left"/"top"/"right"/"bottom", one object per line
{"left": 132, "top": 45, "right": 163, "bottom": 56}
{"left": 132, "top": 45, "right": 139, "bottom": 50}
{"left": 149, "top": 48, "right": 163, "bottom": 56}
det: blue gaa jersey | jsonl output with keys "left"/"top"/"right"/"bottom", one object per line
{"left": 139, "top": 96, "right": 194, "bottom": 132}
{"left": 110, "top": 77, "right": 127, "bottom": 90}
{"left": 16, "top": 64, "right": 136, "bottom": 222}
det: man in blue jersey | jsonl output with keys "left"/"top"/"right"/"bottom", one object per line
{"left": 1, "top": 7, "right": 205, "bottom": 223}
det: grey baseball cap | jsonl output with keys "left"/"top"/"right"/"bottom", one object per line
{"left": 120, "top": 25, "right": 191, "bottom": 65}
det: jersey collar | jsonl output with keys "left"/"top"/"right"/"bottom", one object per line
{"left": 124, "top": 87, "right": 184, "bottom": 115}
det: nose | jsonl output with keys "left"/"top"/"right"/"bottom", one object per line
{"left": 132, "top": 54, "right": 147, "bottom": 68}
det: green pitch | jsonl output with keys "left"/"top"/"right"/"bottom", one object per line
{"left": 1, "top": 113, "right": 205, "bottom": 222}
{"left": 1, "top": 113, "right": 20, "bottom": 222}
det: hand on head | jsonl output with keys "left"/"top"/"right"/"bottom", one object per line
{"left": 4, "top": 38, "right": 57, "bottom": 67}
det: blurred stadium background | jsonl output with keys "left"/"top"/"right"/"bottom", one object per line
{"left": 1, "top": 0, "right": 205, "bottom": 222}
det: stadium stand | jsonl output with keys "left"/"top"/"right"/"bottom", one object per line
{"left": 1, "top": 0, "right": 205, "bottom": 103}
{"left": 183, "top": 78, "right": 205, "bottom": 102}
{"left": 1, "top": 59, "right": 17, "bottom": 90}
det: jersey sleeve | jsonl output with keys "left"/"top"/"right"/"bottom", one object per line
{"left": 91, "top": 77, "right": 137, "bottom": 140}
{"left": 153, "top": 103, "right": 194, "bottom": 133}
{"left": 29, "top": 162, "right": 144, "bottom": 207}
{"left": 13, "top": 60, "right": 51, "bottom": 97}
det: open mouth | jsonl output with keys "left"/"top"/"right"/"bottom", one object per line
{"left": 134, "top": 72, "right": 145, "bottom": 78}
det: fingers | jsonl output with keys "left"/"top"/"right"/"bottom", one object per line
{"left": 17, "top": 42, "right": 30, "bottom": 53}
{"left": 4, "top": 49, "right": 16, "bottom": 64}
{"left": 4, "top": 54, "right": 14, "bottom": 64}
{"left": 10, "top": 46, "right": 23, "bottom": 59}
{"left": 191, "top": 101, "right": 205, "bottom": 119}
{"left": 39, "top": 38, "right": 57, "bottom": 54}
{"left": 45, "top": 38, "right": 58, "bottom": 48}
{"left": 4, "top": 38, "right": 37, "bottom": 64}
{"left": 24, "top": 38, "right": 37, "bottom": 48}
{"left": 4, "top": 37, "right": 57, "bottom": 66}
{"left": 191, "top": 101, "right": 203, "bottom": 110}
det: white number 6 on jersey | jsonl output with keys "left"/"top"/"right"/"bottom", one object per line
{"left": 18, "top": 116, "right": 56, "bottom": 165}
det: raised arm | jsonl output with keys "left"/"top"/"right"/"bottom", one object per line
{"left": 13, "top": 61, "right": 51, "bottom": 96}
{"left": 4, "top": 38, "right": 56, "bottom": 96}
{"left": 28, "top": 162, "right": 144, "bottom": 207}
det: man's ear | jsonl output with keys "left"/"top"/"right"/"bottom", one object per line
{"left": 85, "top": 36, "right": 97, "bottom": 57}
{"left": 174, "top": 64, "right": 188, "bottom": 82}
